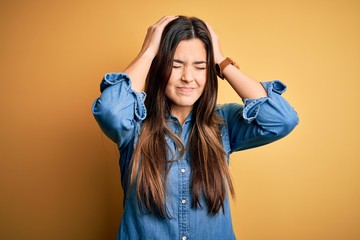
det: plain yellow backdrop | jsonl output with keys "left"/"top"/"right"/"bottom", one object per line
{"left": 1, "top": 0, "right": 359, "bottom": 239}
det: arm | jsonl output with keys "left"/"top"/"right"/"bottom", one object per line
{"left": 206, "top": 23, "right": 298, "bottom": 151}
{"left": 124, "top": 16, "right": 178, "bottom": 92}
{"left": 206, "top": 23, "right": 267, "bottom": 99}
{"left": 220, "top": 81, "right": 299, "bottom": 152}
{"left": 92, "top": 73, "right": 146, "bottom": 148}
{"left": 92, "top": 16, "right": 178, "bottom": 148}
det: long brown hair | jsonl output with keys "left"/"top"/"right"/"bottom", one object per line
{"left": 128, "top": 16, "right": 234, "bottom": 218}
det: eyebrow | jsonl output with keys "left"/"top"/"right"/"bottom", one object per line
{"left": 173, "top": 59, "right": 207, "bottom": 65}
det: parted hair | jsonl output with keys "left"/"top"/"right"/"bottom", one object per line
{"left": 128, "top": 16, "right": 234, "bottom": 218}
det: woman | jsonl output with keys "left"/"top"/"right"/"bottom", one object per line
{"left": 92, "top": 16, "right": 298, "bottom": 240}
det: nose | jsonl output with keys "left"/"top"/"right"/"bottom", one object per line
{"left": 181, "top": 67, "right": 194, "bottom": 82}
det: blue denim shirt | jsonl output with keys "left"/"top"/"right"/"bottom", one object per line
{"left": 92, "top": 73, "right": 298, "bottom": 240}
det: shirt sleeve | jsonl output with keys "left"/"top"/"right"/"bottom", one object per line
{"left": 219, "top": 80, "right": 299, "bottom": 153}
{"left": 91, "top": 72, "right": 147, "bottom": 149}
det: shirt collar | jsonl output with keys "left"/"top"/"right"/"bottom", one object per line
{"left": 166, "top": 112, "right": 193, "bottom": 124}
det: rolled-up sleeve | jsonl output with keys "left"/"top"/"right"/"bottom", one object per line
{"left": 219, "top": 80, "right": 299, "bottom": 152}
{"left": 92, "top": 73, "right": 146, "bottom": 149}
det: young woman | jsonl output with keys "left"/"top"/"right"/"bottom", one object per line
{"left": 92, "top": 16, "right": 298, "bottom": 240}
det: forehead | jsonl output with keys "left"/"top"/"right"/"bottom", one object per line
{"left": 173, "top": 39, "right": 206, "bottom": 59}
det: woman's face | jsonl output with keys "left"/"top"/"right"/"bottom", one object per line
{"left": 165, "top": 38, "right": 207, "bottom": 115}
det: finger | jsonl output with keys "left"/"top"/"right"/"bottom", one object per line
{"left": 155, "top": 15, "right": 178, "bottom": 28}
{"left": 154, "top": 16, "right": 168, "bottom": 25}
{"left": 205, "top": 22, "right": 215, "bottom": 34}
{"left": 148, "top": 16, "right": 177, "bottom": 34}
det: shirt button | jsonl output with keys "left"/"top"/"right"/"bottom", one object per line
{"left": 180, "top": 168, "right": 186, "bottom": 173}
{"left": 181, "top": 199, "right": 187, "bottom": 204}
{"left": 182, "top": 236, "right": 187, "bottom": 240}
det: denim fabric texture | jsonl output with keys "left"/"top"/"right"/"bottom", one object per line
{"left": 92, "top": 73, "right": 299, "bottom": 240}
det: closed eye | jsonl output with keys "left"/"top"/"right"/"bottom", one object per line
{"left": 172, "top": 65, "right": 183, "bottom": 69}
{"left": 196, "top": 67, "right": 206, "bottom": 70}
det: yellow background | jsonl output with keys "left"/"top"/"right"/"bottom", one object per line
{"left": 1, "top": 0, "right": 359, "bottom": 239}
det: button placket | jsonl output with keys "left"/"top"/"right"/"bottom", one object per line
{"left": 176, "top": 119, "right": 190, "bottom": 240}
{"left": 178, "top": 160, "right": 189, "bottom": 240}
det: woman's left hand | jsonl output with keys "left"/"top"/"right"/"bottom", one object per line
{"left": 205, "top": 22, "right": 225, "bottom": 64}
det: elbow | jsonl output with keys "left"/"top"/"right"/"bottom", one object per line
{"left": 91, "top": 98, "right": 136, "bottom": 147}
{"left": 92, "top": 105, "right": 118, "bottom": 143}
{"left": 275, "top": 110, "right": 299, "bottom": 138}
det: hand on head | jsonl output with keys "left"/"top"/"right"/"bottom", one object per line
{"left": 205, "top": 22, "right": 225, "bottom": 64}
{"left": 140, "top": 16, "right": 225, "bottom": 65}
{"left": 140, "top": 16, "right": 179, "bottom": 58}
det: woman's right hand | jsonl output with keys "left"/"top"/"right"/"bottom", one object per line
{"left": 124, "top": 16, "right": 178, "bottom": 92}
{"left": 139, "top": 16, "right": 179, "bottom": 58}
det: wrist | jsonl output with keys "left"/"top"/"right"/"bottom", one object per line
{"left": 215, "top": 57, "right": 239, "bottom": 80}
{"left": 214, "top": 55, "right": 225, "bottom": 65}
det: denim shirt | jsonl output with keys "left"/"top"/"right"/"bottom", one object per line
{"left": 92, "top": 73, "right": 298, "bottom": 240}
